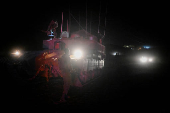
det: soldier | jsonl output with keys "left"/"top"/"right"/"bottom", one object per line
{"left": 58, "top": 45, "right": 72, "bottom": 102}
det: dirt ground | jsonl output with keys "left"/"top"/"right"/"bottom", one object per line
{"left": 2, "top": 55, "right": 169, "bottom": 112}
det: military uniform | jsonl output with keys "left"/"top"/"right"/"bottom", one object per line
{"left": 58, "top": 48, "right": 72, "bottom": 102}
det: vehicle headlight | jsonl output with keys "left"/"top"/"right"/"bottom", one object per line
{"left": 15, "top": 51, "right": 20, "bottom": 55}
{"left": 11, "top": 50, "right": 21, "bottom": 57}
{"left": 140, "top": 56, "right": 147, "bottom": 62}
{"left": 139, "top": 56, "right": 153, "bottom": 63}
{"left": 148, "top": 58, "right": 153, "bottom": 62}
{"left": 74, "top": 49, "right": 82, "bottom": 59}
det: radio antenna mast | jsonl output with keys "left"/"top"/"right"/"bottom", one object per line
{"left": 69, "top": 4, "right": 71, "bottom": 34}
{"left": 104, "top": 2, "right": 107, "bottom": 36}
{"left": 98, "top": 1, "right": 101, "bottom": 33}
{"left": 86, "top": 0, "right": 87, "bottom": 32}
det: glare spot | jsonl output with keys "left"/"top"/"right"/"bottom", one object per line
{"left": 148, "top": 58, "right": 153, "bottom": 62}
{"left": 140, "top": 57, "right": 147, "bottom": 62}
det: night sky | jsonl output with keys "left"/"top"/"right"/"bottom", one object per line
{"left": 3, "top": 1, "right": 168, "bottom": 51}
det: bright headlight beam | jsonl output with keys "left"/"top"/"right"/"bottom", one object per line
{"left": 148, "top": 58, "right": 153, "bottom": 62}
{"left": 140, "top": 56, "right": 147, "bottom": 63}
{"left": 139, "top": 56, "right": 154, "bottom": 63}
{"left": 12, "top": 50, "right": 20, "bottom": 55}
{"left": 74, "top": 50, "right": 82, "bottom": 59}
{"left": 15, "top": 51, "right": 20, "bottom": 55}
{"left": 11, "top": 50, "right": 21, "bottom": 57}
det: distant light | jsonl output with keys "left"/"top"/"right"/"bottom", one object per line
{"left": 113, "top": 53, "right": 117, "bottom": 55}
{"left": 143, "top": 46, "right": 150, "bottom": 49}
{"left": 123, "top": 45, "right": 130, "bottom": 48}
{"left": 112, "top": 52, "right": 119, "bottom": 56}
{"left": 138, "top": 47, "right": 142, "bottom": 50}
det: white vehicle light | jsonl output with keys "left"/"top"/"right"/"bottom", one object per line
{"left": 12, "top": 50, "right": 20, "bottom": 56}
{"left": 140, "top": 56, "right": 147, "bottom": 63}
{"left": 74, "top": 49, "right": 82, "bottom": 59}
{"left": 139, "top": 56, "right": 154, "bottom": 63}
{"left": 15, "top": 51, "right": 20, "bottom": 55}
{"left": 148, "top": 58, "right": 153, "bottom": 62}
{"left": 11, "top": 50, "right": 22, "bottom": 57}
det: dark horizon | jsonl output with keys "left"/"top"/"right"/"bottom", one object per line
{"left": 2, "top": 1, "right": 168, "bottom": 51}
